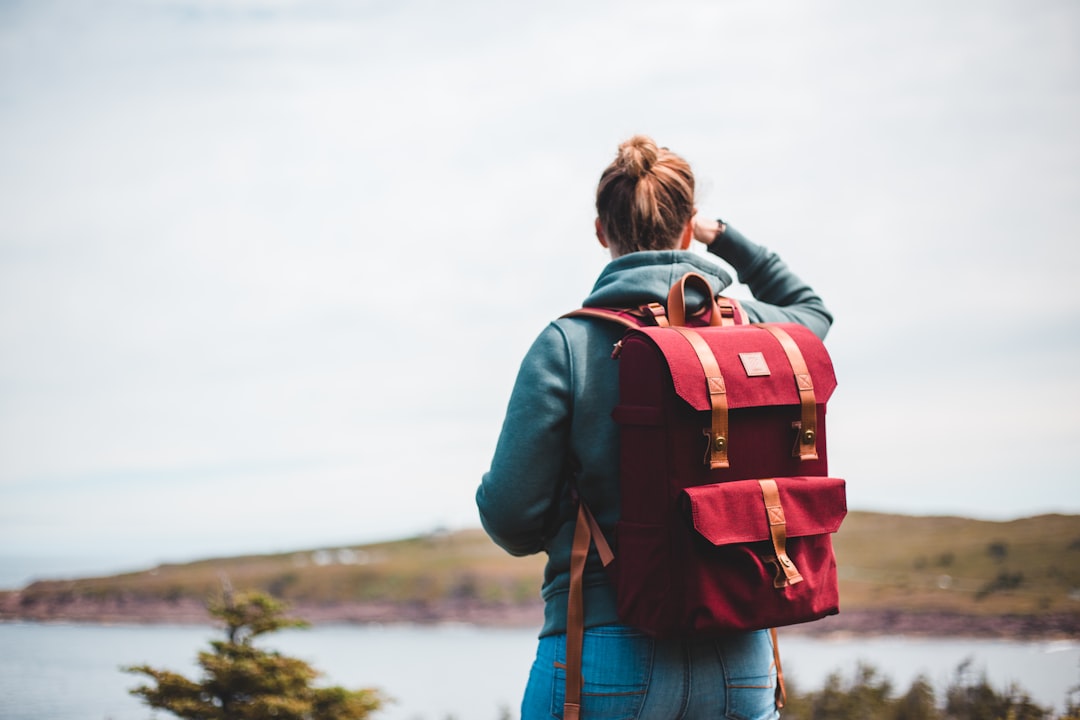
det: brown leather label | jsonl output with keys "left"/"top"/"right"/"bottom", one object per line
{"left": 739, "top": 352, "right": 771, "bottom": 377}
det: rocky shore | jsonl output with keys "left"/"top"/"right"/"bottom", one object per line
{"left": 0, "top": 590, "right": 543, "bottom": 627}
{"left": 2, "top": 590, "right": 1076, "bottom": 639}
{"left": 783, "top": 609, "right": 1080, "bottom": 639}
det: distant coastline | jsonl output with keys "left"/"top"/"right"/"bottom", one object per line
{"left": 0, "top": 591, "right": 542, "bottom": 628}
{"left": 1, "top": 592, "right": 1077, "bottom": 640}
{"left": 3, "top": 513, "right": 1078, "bottom": 640}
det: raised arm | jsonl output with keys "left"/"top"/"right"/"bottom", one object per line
{"left": 695, "top": 216, "right": 833, "bottom": 339}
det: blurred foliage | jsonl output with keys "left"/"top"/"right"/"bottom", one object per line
{"left": 125, "top": 590, "right": 385, "bottom": 720}
{"left": 781, "top": 657, "right": 1075, "bottom": 720}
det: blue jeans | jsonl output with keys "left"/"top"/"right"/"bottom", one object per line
{"left": 521, "top": 625, "right": 779, "bottom": 720}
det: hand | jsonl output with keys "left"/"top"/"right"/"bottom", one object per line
{"left": 692, "top": 213, "right": 725, "bottom": 246}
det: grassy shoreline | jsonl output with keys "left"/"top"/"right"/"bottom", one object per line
{"left": 2, "top": 595, "right": 1077, "bottom": 640}
{"left": 3, "top": 512, "right": 1078, "bottom": 637}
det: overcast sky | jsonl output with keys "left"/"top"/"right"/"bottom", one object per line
{"left": 1, "top": 0, "right": 1078, "bottom": 587}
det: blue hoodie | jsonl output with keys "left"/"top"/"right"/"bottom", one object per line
{"left": 477, "top": 224, "right": 833, "bottom": 637}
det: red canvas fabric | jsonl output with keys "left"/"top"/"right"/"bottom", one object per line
{"left": 685, "top": 476, "right": 847, "bottom": 545}
{"left": 631, "top": 323, "right": 837, "bottom": 411}
{"left": 609, "top": 322, "right": 846, "bottom": 637}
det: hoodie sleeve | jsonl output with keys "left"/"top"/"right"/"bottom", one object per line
{"left": 476, "top": 322, "right": 572, "bottom": 556}
{"left": 708, "top": 223, "right": 833, "bottom": 340}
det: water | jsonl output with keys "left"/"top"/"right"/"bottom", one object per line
{"left": 0, "top": 623, "right": 1076, "bottom": 719}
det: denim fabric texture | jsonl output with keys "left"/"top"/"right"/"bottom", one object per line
{"left": 521, "top": 624, "right": 779, "bottom": 720}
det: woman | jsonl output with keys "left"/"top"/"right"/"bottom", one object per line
{"left": 477, "top": 135, "right": 832, "bottom": 719}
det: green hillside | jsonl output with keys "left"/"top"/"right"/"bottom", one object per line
{"left": 10, "top": 528, "right": 543, "bottom": 610}
{"left": 3, "top": 512, "right": 1079, "bottom": 626}
{"left": 836, "top": 512, "right": 1080, "bottom": 615}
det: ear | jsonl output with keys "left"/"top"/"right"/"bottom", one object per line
{"left": 678, "top": 217, "right": 693, "bottom": 250}
{"left": 595, "top": 218, "right": 609, "bottom": 249}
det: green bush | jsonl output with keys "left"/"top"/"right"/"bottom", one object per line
{"left": 126, "top": 590, "right": 385, "bottom": 719}
{"left": 781, "top": 657, "right": 1066, "bottom": 720}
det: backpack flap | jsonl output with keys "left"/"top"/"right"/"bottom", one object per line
{"left": 669, "top": 476, "right": 847, "bottom": 633}
{"left": 621, "top": 323, "right": 836, "bottom": 469}
{"left": 684, "top": 476, "right": 847, "bottom": 546}
{"left": 631, "top": 323, "right": 837, "bottom": 413}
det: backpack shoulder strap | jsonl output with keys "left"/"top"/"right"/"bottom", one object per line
{"left": 561, "top": 302, "right": 669, "bottom": 328}
{"left": 716, "top": 296, "right": 748, "bottom": 326}
{"left": 561, "top": 308, "right": 641, "bottom": 329}
{"left": 564, "top": 498, "right": 614, "bottom": 720}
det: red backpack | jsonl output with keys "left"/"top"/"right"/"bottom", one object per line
{"left": 561, "top": 272, "right": 847, "bottom": 719}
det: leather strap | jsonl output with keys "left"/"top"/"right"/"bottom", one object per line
{"left": 563, "top": 500, "right": 614, "bottom": 720}
{"left": 564, "top": 504, "right": 590, "bottom": 720}
{"left": 733, "top": 297, "right": 749, "bottom": 325}
{"left": 561, "top": 303, "right": 672, "bottom": 330}
{"left": 581, "top": 501, "right": 614, "bottom": 566}
{"left": 641, "top": 302, "right": 670, "bottom": 328}
{"left": 673, "top": 327, "right": 729, "bottom": 469}
{"left": 758, "top": 479, "right": 804, "bottom": 587}
{"left": 561, "top": 308, "right": 642, "bottom": 329}
{"left": 756, "top": 324, "right": 819, "bottom": 460}
{"left": 771, "top": 628, "right": 787, "bottom": 709}
{"left": 666, "top": 273, "right": 723, "bottom": 327}
{"left": 714, "top": 297, "right": 744, "bottom": 327}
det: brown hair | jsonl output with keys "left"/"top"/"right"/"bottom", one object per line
{"left": 596, "top": 135, "right": 695, "bottom": 254}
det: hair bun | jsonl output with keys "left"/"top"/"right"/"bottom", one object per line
{"left": 617, "top": 135, "right": 659, "bottom": 178}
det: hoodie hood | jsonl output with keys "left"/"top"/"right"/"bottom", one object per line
{"left": 582, "top": 250, "right": 734, "bottom": 311}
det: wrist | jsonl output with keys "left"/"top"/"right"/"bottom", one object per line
{"left": 694, "top": 217, "right": 725, "bottom": 246}
{"left": 705, "top": 218, "right": 726, "bottom": 246}
{"left": 705, "top": 218, "right": 736, "bottom": 260}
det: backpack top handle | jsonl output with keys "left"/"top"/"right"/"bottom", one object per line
{"left": 667, "top": 272, "right": 723, "bottom": 327}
